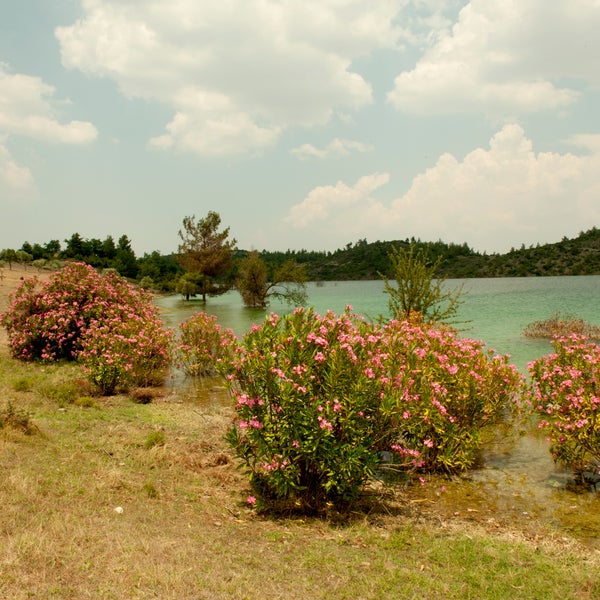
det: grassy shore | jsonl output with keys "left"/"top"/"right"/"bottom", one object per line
{"left": 0, "top": 266, "right": 599, "bottom": 599}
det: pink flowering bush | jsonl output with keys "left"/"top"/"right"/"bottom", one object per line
{"left": 529, "top": 334, "right": 600, "bottom": 471}
{"left": 377, "top": 319, "right": 524, "bottom": 473}
{"left": 78, "top": 314, "right": 173, "bottom": 395}
{"left": 177, "top": 312, "right": 238, "bottom": 377}
{"left": 220, "top": 307, "right": 524, "bottom": 512}
{"left": 1, "top": 262, "right": 173, "bottom": 394}
{"left": 221, "top": 307, "right": 387, "bottom": 511}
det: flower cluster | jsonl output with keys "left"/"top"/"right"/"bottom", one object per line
{"left": 377, "top": 319, "right": 524, "bottom": 473}
{"left": 78, "top": 312, "right": 173, "bottom": 395}
{"left": 1, "top": 262, "right": 173, "bottom": 394}
{"left": 220, "top": 306, "right": 523, "bottom": 512}
{"left": 176, "top": 311, "right": 238, "bottom": 377}
{"left": 528, "top": 334, "right": 600, "bottom": 471}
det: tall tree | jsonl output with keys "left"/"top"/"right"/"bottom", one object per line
{"left": 177, "top": 212, "right": 237, "bottom": 302}
{"left": 237, "top": 251, "right": 307, "bottom": 309}
{"left": 114, "top": 235, "right": 138, "bottom": 278}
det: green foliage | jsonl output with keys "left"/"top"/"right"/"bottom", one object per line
{"left": 11, "top": 226, "right": 600, "bottom": 291}
{"left": 144, "top": 430, "right": 166, "bottom": 449}
{"left": 529, "top": 335, "right": 600, "bottom": 472}
{"left": 177, "top": 311, "right": 238, "bottom": 377}
{"left": 381, "top": 244, "right": 464, "bottom": 323}
{"left": 41, "top": 381, "right": 86, "bottom": 406}
{"left": 175, "top": 272, "right": 203, "bottom": 300}
{"left": 0, "top": 248, "right": 18, "bottom": 268}
{"left": 221, "top": 308, "right": 386, "bottom": 512}
{"left": 177, "top": 212, "right": 237, "bottom": 301}
{"left": 236, "top": 250, "right": 307, "bottom": 309}
{"left": 0, "top": 402, "right": 36, "bottom": 434}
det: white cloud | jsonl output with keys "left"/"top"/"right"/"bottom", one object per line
{"left": 388, "top": 0, "right": 599, "bottom": 117}
{"left": 283, "top": 125, "right": 600, "bottom": 252}
{"left": 284, "top": 172, "right": 390, "bottom": 228}
{"left": 0, "top": 64, "right": 98, "bottom": 144}
{"left": 291, "top": 137, "right": 373, "bottom": 160}
{"left": 0, "top": 141, "right": 36, "bottom": 199}
{"left": 56, "top": 0, "right": 405, "bottom": 156}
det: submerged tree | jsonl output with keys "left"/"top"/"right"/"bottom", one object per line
{"left": 380, "top": 244, "right": 463, "bottom": 323}
{"left": 236, "top": 251, "right": 307, "bottom": 309}
{"left": 176, "top": 212, "right": 237, "bottom": 302}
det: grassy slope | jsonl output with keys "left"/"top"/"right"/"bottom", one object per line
{"left": 0, "top": 267, "right": 599, "bottom": 599}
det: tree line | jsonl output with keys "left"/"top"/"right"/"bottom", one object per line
{"left": 3, "top": 222, "right": 600, "bottom": 301}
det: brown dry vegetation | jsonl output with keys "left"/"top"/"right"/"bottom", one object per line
{"left": 524, "top": 311, "right": 600, "bottom": 341}
{"left": 0, "top": 265, "right": 599, "bottom": 599}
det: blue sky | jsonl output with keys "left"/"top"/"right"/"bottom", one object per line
{"left": 1, "top": 1, "right": 599, "bottom": 256}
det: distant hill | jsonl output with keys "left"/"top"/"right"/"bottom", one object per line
{"left": 257, "top": 227, "right": 600, "bottom": 280}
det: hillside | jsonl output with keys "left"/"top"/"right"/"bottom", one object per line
{"left": 259, "top": 227, "right": 600, "bottom": 280}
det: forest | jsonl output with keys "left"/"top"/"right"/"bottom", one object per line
{"left": 2, "top": 226, "right": 600, "bottom": 292}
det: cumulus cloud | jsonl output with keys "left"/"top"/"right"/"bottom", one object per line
{"left": 388, "top": 0, "right": 599, "bottom": 117}
{"left": 283, "top": 172, "right": 390, "bottom": 234}
{"left": 0, "top": 63, "right": 98, "bottom": 144}
{"left": 56, "top": 0, "right": 404, "bottom": 156}
{"left": 291, "top": 137, "right": 373, "bottom": 160}
{"left": 283, "top": 125, "right": 600, "bottom": 252}
{"left": 0, "top": 142, "right": 36, "bottom": 197}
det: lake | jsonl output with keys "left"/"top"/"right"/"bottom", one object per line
{"left": 157, "top": 275, "right": 600, "bottom": 373}
{"left": 155, "top": 276, "right": 600, "bottom": 546}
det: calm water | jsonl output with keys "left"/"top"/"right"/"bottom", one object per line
{"left": 156, "top": 276, "right": 600, "bottom": 545}
{"left": 157, "top": 275, "right": 600, "bottom": 373}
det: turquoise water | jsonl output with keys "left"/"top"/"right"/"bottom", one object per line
{"left": 157, "top": 275, "right": 600, "bottom": 373}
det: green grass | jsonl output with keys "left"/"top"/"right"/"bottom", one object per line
{"left": 0, "top": 351, "right": 598, "bottom": 599}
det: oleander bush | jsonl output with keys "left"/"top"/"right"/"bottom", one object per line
{"left": 377, "top": 318, "right": 524, "bottom": 474}
{"left": 529, "top": 334, "right": 600, "bottom": 471}
{"left": 1, "top": 262, "right": 173, "bottom": 394}
{"left": 177, "top": 312, "right": 238, "bottom": 377}
{"left": 220, "top": 307, "right": 524, "bottom": 512}
{"left": 78, "top": 312, "right": 173, "bottom": 395}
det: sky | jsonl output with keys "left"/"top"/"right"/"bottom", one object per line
{"left": 0, "top": 0, "right": 599, "bottom": 257}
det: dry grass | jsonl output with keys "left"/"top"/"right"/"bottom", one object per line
{"left": 1, "top": 356, "right": 599, "bottom": 599}
{"left": 524, "top": 311, "right": 600, "bottom": 340}
{"left": 1, "top": 266, "right": 600, "bottom": 598}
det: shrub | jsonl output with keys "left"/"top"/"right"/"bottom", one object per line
{"left": 381, "top": 243, "right": 464, "bottom": 324}
{"left": 177, "top": 312, "right": 238, "bottom": 377}
{"left": 220, "top": 307, "right": 523, "bottom": 513}
{"left": 221, "top": 307, "right": 387, "bottom": 512}
{"left": 528, "top": 334, "right": 600, "bottom": 471}
{"left": 0, "top": 402, "right": 37, "bottom": 435}
{"left": 1, "top": 262, "right": 173, "bottom": 395}
{"left": 524, "top": 311, "right": 600, "bottom": 341}
{"left": 78, "top": 313, "right": 173, "bottom": 395}
{"left": 376, "top": 319, "right": 524, "bottom": 473}
{"left": 1, "top": 262, "right": 158, "bottom": 361}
